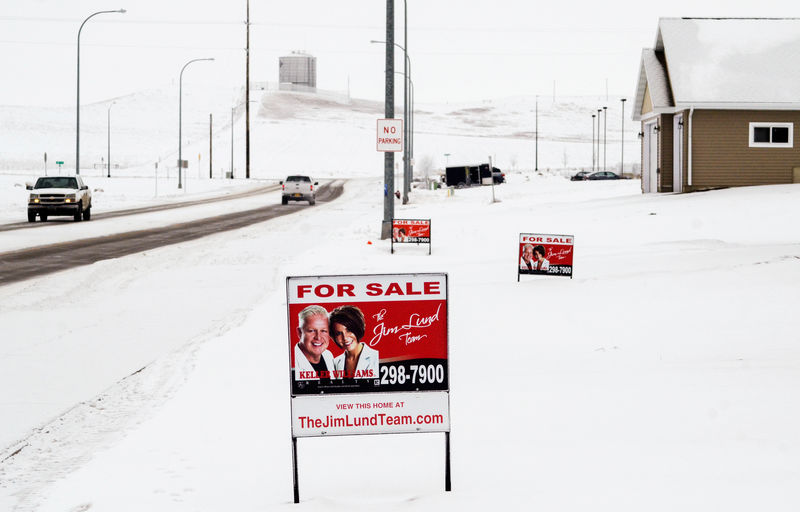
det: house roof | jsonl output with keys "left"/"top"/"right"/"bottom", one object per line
{"left": 634, "top": 18, "right": 800, "bottom": 120}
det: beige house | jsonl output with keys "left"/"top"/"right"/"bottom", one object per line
{"left": 633, "top": 18, "right": 800, "bottom": 193}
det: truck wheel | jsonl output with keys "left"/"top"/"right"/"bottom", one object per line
{"left": 309, "top": 197, "right": 316, "bottom": 205}
{"left": 40, "top": 214, "right": 48, "bottom": 222}
{"left": 281, "top": 196, "right": 288, "bottom": 205}
{"left": 74, "top": 203, "right": 83, "bottom": 222}
{"left": 28, "top": 211, "right": 36, "bottom": 222}
{"left": 83, "top": 206, "right": 91, "bottom": 221}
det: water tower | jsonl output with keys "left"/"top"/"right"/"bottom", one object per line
{"left": 279, "top": 51, "right": 317, "bottom": 88}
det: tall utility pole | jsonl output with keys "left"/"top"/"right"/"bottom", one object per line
{"left": 535, "top": 96, "right": 539, "bottom": 172}
{"left": 209, "top": 113, "right": 213, "bottom": 179}
{"left": 402, "top": 0, "right": 409, "bottom": 204}
{"left": 603, "top": 106, "right": 608, "bottom": 172}
{"left": 620, "top": 98, "right": 627, "bottom": 176}
{"left": 245, "top": 0, "right": 251, "bottom": 179}
{"left": 381, "top": 0, "right": 395, "bottom": 239}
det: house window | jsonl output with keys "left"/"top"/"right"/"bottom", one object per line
{"left": 749, "top": 122, "right": 793, "bottom": 148}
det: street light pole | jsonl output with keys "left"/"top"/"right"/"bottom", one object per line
{"left": 178, "top": 57, "right": 214, "bottom": 189}
{"left": 603, "top": 106, "right": 608, "bottom": 172}
{"left": 107, "top": 101, "right": 115, "bottom": 177}
{"left": 620, "top": 98, "right": 626, "bottom": 176}
{"left": 245, "top": 0, "right": 251, "bottom": 179}
{"left": 76, "top": 8, "right": 126, "bottom": 175}
{"left": 597, "top": 108, "right": 603, "bottom": 171}
{"left": 535, "top": 96, "right": 539, "bottom": 172}
{"left": 231, "top": 106, "right": 234, "bottom": 179}
{"left": 591, "top": 114, "right": 596, "bottom": 171}
{"left": 394, "top": 71, "right": 414, "bottom": 186}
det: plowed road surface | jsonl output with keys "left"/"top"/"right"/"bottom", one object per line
{"left": 0, "top": 181, "right": 344, "bottom": 286}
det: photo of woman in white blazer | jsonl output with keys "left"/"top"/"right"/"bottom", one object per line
{"left": 329, "top": 305, "right": 379, "bottom": 379}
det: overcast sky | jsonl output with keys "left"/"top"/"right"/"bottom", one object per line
{"left": 1, "top": 0, "right": 799, "bottom": 107}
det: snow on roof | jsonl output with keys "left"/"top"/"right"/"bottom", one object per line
{"left": 659, "top": 18, "right": 800, "bottom": 105}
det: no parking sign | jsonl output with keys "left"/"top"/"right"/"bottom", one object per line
{"left": 376, "top": 118, "right": 403, "bottom": 152}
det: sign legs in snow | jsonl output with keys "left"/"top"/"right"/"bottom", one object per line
{"left": 291, "top": 432, "right": 451, "bottom": 503}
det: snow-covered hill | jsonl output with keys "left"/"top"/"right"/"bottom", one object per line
{"left": 1, "top": 86, "right": 639, "bottom": 179}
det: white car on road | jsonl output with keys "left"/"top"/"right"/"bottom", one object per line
{"left": 280, "top": 175, "right": 317, "bottom": 205}
{"left": 27, "top": 176, "right": 92, "bottom": 222}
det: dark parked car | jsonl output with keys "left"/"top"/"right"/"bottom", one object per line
{"left": 570, "top": 171, "right": 590, "bottom": 181}
{"left": 586, "top": 171, "right": 623, "bottom": 180}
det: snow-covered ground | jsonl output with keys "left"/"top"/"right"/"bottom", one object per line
{"left": 1, "top": 166, "right": 799, "bottom": 510}
{"left": 1, "top": 90, "right": 799, "bottom": 510}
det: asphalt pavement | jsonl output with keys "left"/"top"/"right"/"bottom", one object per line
{"left": 0, "top": 181, "right": 344, "bottom": 286}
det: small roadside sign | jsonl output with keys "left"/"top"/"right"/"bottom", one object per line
{"left": 392, "top": 218, "right": 432, "bottom": 255}
{"left": 56, "top": 161, "right": 64, "bottom": 165}
{"left": 518, "top": 233, "right": 575, "bottom": 281}
{"left": 377, "top": 118, "right": 403, "bottom": 152}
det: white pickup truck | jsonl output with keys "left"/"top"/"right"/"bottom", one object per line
{"left": 27, "top": 176, "right": 92, "bottom": 222}
{"left": 280, "top": 175, "right": 318, "bottom": 205}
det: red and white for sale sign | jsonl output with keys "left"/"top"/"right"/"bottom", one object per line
{"left": 287, "top": 273, "right": 450, "bottom": 437}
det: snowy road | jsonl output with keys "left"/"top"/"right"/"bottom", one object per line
{"left": 0, "top": 183, "right": 281, "bottom": 232}
{"left": 0, "top": 181, "right": 343, "bottom": 285}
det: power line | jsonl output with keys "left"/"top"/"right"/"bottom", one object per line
{"left": 0, "top": 16, "right": 651, "bottom": 34}
{"left": 0, "top": 39, "right": 633, "bottom": 57}
{"left": 0, "top": 39, "right": 243, "bottom": 51}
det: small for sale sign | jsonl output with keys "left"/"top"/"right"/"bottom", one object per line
{"left": 377, "top": 118, "right": 403, "bottom": 152}
{"left": 518, "top": 233, "right": 574, "bottom": 279}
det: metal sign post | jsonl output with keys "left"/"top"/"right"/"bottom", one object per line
{"left": 489, "top": 155, "right": 496, "bottom": 203}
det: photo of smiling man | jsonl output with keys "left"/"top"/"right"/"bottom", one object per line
{"left": 293, "top": 305, "right": 335, "bottom": 382}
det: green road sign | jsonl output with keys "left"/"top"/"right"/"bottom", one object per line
{"left": 56, "top": 161, "right": 64, "bottom": 165}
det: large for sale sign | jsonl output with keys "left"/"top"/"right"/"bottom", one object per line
{"left": 287, "top": 273, "right": 450, "bottom": 437}
{"left": 518, "top": 233, "right": 574, "bottom": 277}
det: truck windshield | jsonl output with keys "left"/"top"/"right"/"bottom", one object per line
{"left": 285, "top": 176, "right": 311, "bottom": 182}
{"left": 35, "top": 177, "right": 78, "bottom": 189}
